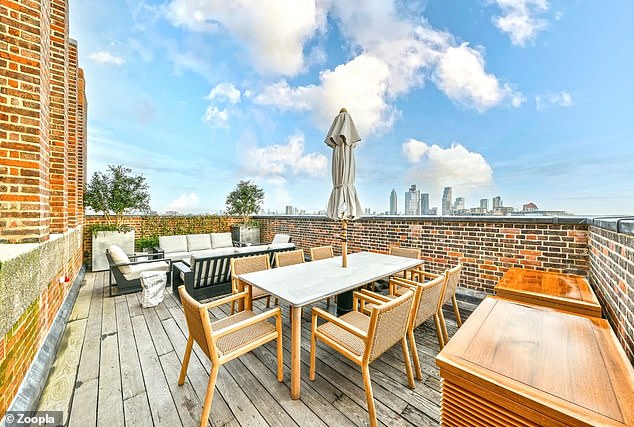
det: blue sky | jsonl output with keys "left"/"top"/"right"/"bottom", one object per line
{"left": 70, "top": 0, "right": 634, "bottom": 216}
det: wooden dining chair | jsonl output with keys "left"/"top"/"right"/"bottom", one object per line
{"left": 310, "top": 290, "right": 415, "bottom": 427}
{"left": 437, "top": 264, "right": 463, "bottom": 344}
{"left": 388, "top": 246, "right": 422, "bottom": 280}
{"left": 273, "top": 249, "right": 305, "bottom": 306}
{"left": 230, "top": 254, "right": 272, "bottom": 315}
{"left": 177, "top": 286, "right": 283, "bottom": 427}
{"left": 386, "top": 273, "right": 446, "bottom": 379}
{"left": 309, "top": 245, "right": 334, "bottom": 306}
{"left": 309, "top": 245, "right": 334, "bottom": 261}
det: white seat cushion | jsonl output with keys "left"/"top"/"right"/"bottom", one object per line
{"left": 108, "top": 245, "right": 132, "bottom": 274}
{"left": 211, "top": 232, "right": 233, "bottom": 249}
{"left": 186, "top": 234, "right": 212, "bottom": 251}
{"left": 159, "top": 235, "right": 188, "bottom": 253}
{"left": 268, "top": 242, "right": 295, "bottom": 250}
{"left": 271, "top": 234, "right": 291, "bottom": 244}
{"left": 123, "top": 261, "right": 170, "bottom": 281}
{"left": 192, "top": 247, "right": 237, "bottom": 258}
{"left": 164, "top": 251, "right": 190, "bottom": 262}
{"left": 236, "top": 245, "right": 268, "bottom": 254}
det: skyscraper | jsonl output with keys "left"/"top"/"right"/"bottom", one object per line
{"left": 442, "top": 187, "right": 453, "bottom": 215}
{"left": 480, "top": 198, "right": 488, "bottom": 210}
{"left": 493, "top": 196, "right": 502, "bottom": 209}
{"left": 421, "top": 193, "right": 429, "bottom": 214}
{"left": 404, "top": 184, "right": 420, "bottom": 215}
{"left": 454, "top": 197, "right": 465, "bottom": 211}
{"left": 390, "top": 189, "right": 398, "bottom": 215}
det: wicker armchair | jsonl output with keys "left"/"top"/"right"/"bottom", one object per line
{"left": 177, "top": 286, "right": 283, "bottom": 427}
{"left": 309, "top": 245, "right": 333, "bottom": 261}
{"left": 388, "top": 246, "right": 422, "bottom": 281}
{"left": 310, "top": 290, "right": 415, "bottom": 427}
{"left": 274, "top": 249, "right": 305, "bottom": 267}
{"left": 438, "top": 264, "right": 463, "bottom": 344}
{"left": 384, "top": 272, "right": 446, "bottom": 379}
{"left": 230, "top": 254, "right": 272, "bottom": 315}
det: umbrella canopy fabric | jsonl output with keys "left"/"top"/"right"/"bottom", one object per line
{"left": 325, "top": 109, "right": 363, "bottom": 221}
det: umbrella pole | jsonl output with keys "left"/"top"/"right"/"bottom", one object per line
{"left": 342, "top": 219, "right": 348, "bottom": 267}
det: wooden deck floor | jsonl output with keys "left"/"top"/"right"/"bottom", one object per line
{"left": 37, "top": 271, "right": 476, "bottom": 426}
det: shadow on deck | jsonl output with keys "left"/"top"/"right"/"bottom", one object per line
{"left": 36, "top": 271, "right": 477, "bottom": 426}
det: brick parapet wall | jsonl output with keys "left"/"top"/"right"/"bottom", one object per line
{"left": 589, "top": 225, "right": 634, "bottom": 362}
{"left": 75, "top": 67, "right": 85, "bottom": 225}
{"left": 257, "top": 215, "right": 589, "bottom": 292}
{"left": 66, "top": 38, "right": 77, "bottom": 228}
{"left": 0, "top": 0, "right": 52, "bottom": 243}
{"left": 0, "top": 226, "right": 84, "bottom": 417}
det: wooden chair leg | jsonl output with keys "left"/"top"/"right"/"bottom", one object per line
{"left": 178, "top": 336, "right": 194, "bottom": 385}
{"left": 362, "top": 365, "right": 378, "bottom": 427}
{"left": 266, "top": 296, "right": 271, "bottom": 308}
{"left": 434, "top": 313, "right": 445, "bottom": 350}
{"left": 439, "top": 305, "right": 449, "bottom": 344}
{"left": 230, "top": 300, "right": 235, "bottom": 315}
{"left": 309, "top": 314, "right": 317, "bottom": 381}
{"left": 401, "top": 337, "right": 415, "bottom": 389}
{"left": 276, "top": 313, "right": 284, "bottom": 382}
{"left": 326, "top": 297, "right": 330, "bottom": 307}
{"left": 200, "top": 365, "right": 219, "bottom": 427}
{"left": 408, "top": 330, "right": 422, "bottom": 381}
{"left": 452, "top": 295, "right": 463, "bottom": 327}
{"left": 274, "top": 297, "right": 279, "bottom": 306}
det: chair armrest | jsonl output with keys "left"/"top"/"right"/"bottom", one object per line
{"left": 174, "top": 262, "right": 191, "bottom": 274}
{"left": 201, "top": 290, "right": 248, "bottom": 309}
{"left": 110, "top": 258, "right": 172, "bottom": 268}
{"left": 389, "top": 277, "right": 417, "bottom": 295}
{"left": 411, "top": 268, "right": 440, "bottom": 279}
{"left": 213, "top": 307, "right": 282, "bottom": 339}
{"left": 312, "top": 307, "right": 368, "bottom": 340}
{"left": 352, "top": 290, "right": 386, "bottom": 307}
{"left": 358, "top": 289, "right": 391, "bottom": 302}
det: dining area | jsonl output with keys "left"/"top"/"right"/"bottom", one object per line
{"left": 176, "top": 245, "right": 465, "bottom": 427}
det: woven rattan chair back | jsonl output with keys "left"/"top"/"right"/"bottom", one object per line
{"left": 413, "top": 275, "right": 446, "bottom": 329}
{"left": 367, "top": 290, "right": 414, "bottom": 362}
{"left": 178, "top": 286, "right": 216, "bottom": 361}
{"left": 310, "top": 245, "right": 334, "bottom": 261}
{"left": 230, "top": 254, "right": 270, "bottom": 291}
{"left": 388, "top": 247, "right": 421, "bottom": 259}
{"left": 275, "top": 249, "right": 305, "bottom": 267}
{"left": 442, "top": 264, "right": 462, "bottom": 305}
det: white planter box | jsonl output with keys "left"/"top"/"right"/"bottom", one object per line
{"left": 231, "top": 225, "right": 260, "bottom": 244}
{"left": 92, "top": 229, "right": 135, "bottom": 272}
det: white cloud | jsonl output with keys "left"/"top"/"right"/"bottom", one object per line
{"left": 167, "top": 192, "right": 200, "bottom": 212}
{"left": 242, "top": 133, "right": 328, "bottom": 178}
{"left": 536, "top": 91, "right": 573, "bottom": 111}
{"left": 402, "top": 139, "right": 494, "bottom": 197}
{"left": 202, "top": 106, "right": 229, "bottom": 127}
{"left": 89, "top": 51, "right": 125, "bottom": 65}
{"left": 206, "top": 83, "right": 241, "bottom": 104}
{"left": 493, "top": 0, "right": 549, "bottom": 46}
{"left": 255, "top": 2, "right": 521, "bottom": 134}
{"left": 165, "top": 0, "right": 325, "bottom": 76}
{"left": 433, "top": 43, "right": 524, "bottom": 111}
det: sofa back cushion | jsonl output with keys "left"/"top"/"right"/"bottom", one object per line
{"left": 271, "top": 234, "right": 291, "bottom": 244}
{"left": 108, "top": 244, "right": 132, "bottom": 274}
{"left": 159, "top": 235, "right": 188, "bottom": 253}
{"left": 187, "top": 234, "right": 212, "bottom": 251}
{"left": 211, "top": 232, "right": 233, "bottom": 249}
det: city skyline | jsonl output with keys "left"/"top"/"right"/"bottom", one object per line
{"left": 73, "top": 1, "right": 634, "bottom": 216}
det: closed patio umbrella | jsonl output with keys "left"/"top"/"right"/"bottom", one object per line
{"left": 325, "top": 108, "right": 363, "bottom": 267}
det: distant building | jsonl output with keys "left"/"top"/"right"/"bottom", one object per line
{"left": 421, "top": 193, "right": 430, "bottom": 214}
{"left": 390, "top": 189, "right": 398, "bottom": 215}
{"left": 429, "top": 207, "right": 438, "bottom": 215}
{"left": 492, "top": 196, "right": 502, "bottom": 209}
{"left": 523, "top": 202, "right": 538, "bottom": 211}
{"left": 285, "top": 205, "right": 293, "bottom": 215}
{"left": 470, "top": 207, "right": 487, "bottom": 215}
{"left": 454, "top": 197, "right": 465, "bottom": 211}
{"left": 404, "top": 184, "right": 420, "bottom": 215}
{"left": 442, "top": 187, "right": 453, "bottom": 215}
{"left": 480, "top": 198, "right": 488, "bottom": 210}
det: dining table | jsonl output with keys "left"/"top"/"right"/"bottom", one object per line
{"left": 237, "top": 251, "right": 424, "bottom": 399}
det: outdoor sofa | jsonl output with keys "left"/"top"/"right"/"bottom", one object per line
{"left": 106, "top": 244, "right": 172, "bottom": 297}
{"left": 154, "top": 232, "right": 296, "bottom": 301}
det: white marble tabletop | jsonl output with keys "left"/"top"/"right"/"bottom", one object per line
{"left": 238, "top": 251, "right": 423, "bottom": 307}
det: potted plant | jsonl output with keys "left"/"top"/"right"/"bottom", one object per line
{"left": 84, "top": 165, "right": 151, "bottom": 271}
{"left": 136, "top": 235, "right": 159, "bottom": 253}
{"left": 225, "top": 180, "right": 264, "bottom": 245}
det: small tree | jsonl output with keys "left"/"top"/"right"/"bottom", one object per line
{"left": 225, "top": 180, "right": 264, "bottom": 225}
{"left": 84, "top": 165, "right": 151, "bottom": 228}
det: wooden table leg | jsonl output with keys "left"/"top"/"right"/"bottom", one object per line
{"left": 291, "top": 305, "right": 301, "bottom": 400}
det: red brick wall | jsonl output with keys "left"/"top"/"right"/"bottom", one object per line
{"left": 47, "top": 0, "right": 68, "bottom": 233}
{"left": 0, "top": 0, "right": 52, "bottom": 243}
{"left": 589, "top": 226, "right": 634, "bottom": 362}
{"left": 256, "top": 216, "right": 589, "bottom": 293}
{"left": 66, "top": 38, "right": 77, "bottom": 228}
{"left": 76, "top": 67, "right": 86, "bottom": 225}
